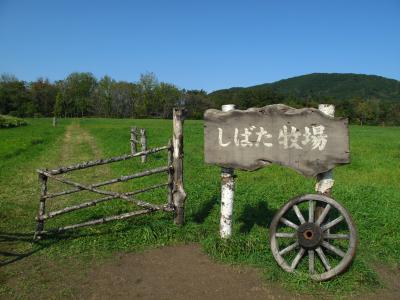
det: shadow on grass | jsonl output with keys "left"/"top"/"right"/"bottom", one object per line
{"left": 192, "top": 196, "right": 218, "bottom": 224}
{"left": 0, "top": 231, "right": 46, "bottom": 267}
{"left": 238, "top": 201, "right": 277, "bottom": 233}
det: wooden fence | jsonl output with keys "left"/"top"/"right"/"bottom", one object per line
{"left": 34, "top": 108, "right": 186, "bottom": 240}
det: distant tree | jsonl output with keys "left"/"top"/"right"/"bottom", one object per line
{"left": 138, "top": 72, "right": 158, "bottom": 116}
{"left": 30, "top": 78, "right": 58, "bottom": 116}
{"left": 62, "top": 72, "right": 97, "bottom": 117}
{"left": 154, "top": 83, "right": 182, "bottom": 118}
{"left": 354, "top": 99, "right": 374, "bottom": 126}
{"left": 0, "top": 74, "right": 33, "bottom": 117}
{"left": 184, "top": 90, "right": 211, "bottom": 119}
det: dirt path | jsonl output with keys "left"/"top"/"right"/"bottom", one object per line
{"left": 77, "top": 244, "right": 303, "bottom": 300}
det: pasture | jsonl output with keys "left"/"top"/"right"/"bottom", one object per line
{"left": 1, "top": 118, "right": 399, "bottom": 298}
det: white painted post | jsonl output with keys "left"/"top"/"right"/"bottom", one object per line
{"left": 315, "top": 104, "right": 335, "bottom": 195}
{"left": 220, "top": 104, "right": 236, "bottom": 239}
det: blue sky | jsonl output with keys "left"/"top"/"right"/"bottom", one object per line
{"left": 0, "top": 0, "right": 399, "bottom": 91}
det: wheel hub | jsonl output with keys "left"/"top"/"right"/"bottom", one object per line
{"left": 297, "top": 222, "right": 322, "bottom": 249}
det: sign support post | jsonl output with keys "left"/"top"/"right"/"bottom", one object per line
{"left": 220, "top": 104, "right": 236, "bottom": 239}
{"left": 315, "top": 104, "right": 335, "bottom": 196}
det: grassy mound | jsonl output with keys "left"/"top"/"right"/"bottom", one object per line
{"left": 0, "top": 114, "right": 28, "bottom": 128}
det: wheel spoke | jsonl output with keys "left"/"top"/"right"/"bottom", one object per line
{"left": 316, "top": 247, "right": 331, "bottom": 271}
{"left": 324, "top": 233, "right": 349, "bottom": 239}
{"left": 280, "top": 217, "right": 299, "bottom": 230}
{"left": 279, "top": 242, "right": 299, "bottom": 256}
{"left": 321, "top": 241, "right": 346, "bottom": 258}
{"left": 275, "top": 232, "right": 296, "bottom": 238}
{"left": 321, "top": 215, "right": 344, "bottom": 231}
{"left": 293, "top": 205, "right": 306, "bottom": 224}
{"left": 308, "top": 200, "right": 315, "bottom": 223}
{"left": 291, "top": 247, "right": 305, "bottom": 270}
{"left": 316, "top": 204, "right": 331, "bottom": 225}
{"left": 308, "top": 250, "right": 315, "bottom": 274}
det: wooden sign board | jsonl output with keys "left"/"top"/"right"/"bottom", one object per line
{"left": 204, "top": 104, "right": 350, "bottom": 177}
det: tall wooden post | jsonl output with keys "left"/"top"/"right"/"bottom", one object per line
{"left": 34, "top": 172, "right": 48, "bottom": 240}
{"left": 220, "top": 104, "right": 236, "bottom": 239}
{"left": 140, "top": 128, "right": 147, "bottom": 163}
{"left": 315, "top": 104, "right": 335, "bottom": 196}
{"left": 172, "top": 108, "right": 186, "bottom": 225}
{"left": 167, "top": 139, "right": 174, "bottom": 207}
{"left": 130, "top": 127, "right": 137, "bottom": 155}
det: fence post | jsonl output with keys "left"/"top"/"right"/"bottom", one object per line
{"left": 167, "top": 139, "right": 174, "bottom": 207}
{"left": 315, "top": 104, "right": 335, "bottom": 196}
{"left": 220, "top": 104, "right": 236, "bottom": 239}
{"left": 130, "top": 127, "right": 137, "bottom": 155}
{"left": 172, "top": 108, "right": 186, "bottom": 225}
{"left": 52, "top": 117, "right": 57, "bottom": 127}
{"left": 34, "top": 172, "right": 48, "bottom": 240}
{"left": 140, "top": 128, "right": 147, "bottom": 163}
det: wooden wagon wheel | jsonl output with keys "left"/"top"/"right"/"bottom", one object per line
{"left": 269, "top": 194, "right": 357, "bottom": 281}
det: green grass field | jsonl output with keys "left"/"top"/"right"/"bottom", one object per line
{"left": 1, "top": 118, "right": 399, "bottom": 298}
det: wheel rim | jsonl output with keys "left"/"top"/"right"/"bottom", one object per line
{"left": 269, "top": 194, "right": 357, "bottom": 281}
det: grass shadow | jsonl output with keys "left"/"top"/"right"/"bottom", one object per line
{"left": 0, "top": 231, "right": 47, "bottom": 267}
{"left": 192, "top": 196, "right": 218, "bottom": 224}
{"left": 238, "top": 201, "right": 277, "bottom": 233}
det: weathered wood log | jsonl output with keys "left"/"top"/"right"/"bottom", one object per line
{"left": 39, "top": 170, "right": 173, "bottom": 212}
{"left": 43, "top": 165, "right": 171, "bottom": 199}
{"left": 39, "top": 209, "right": 154, "bottom": 234}
{"left": 39, "top": 183, "right": 169, "bottom": 220}
{"left": 45, "top": 145, "right": 169, "bottom": 175}
{"left": 167, "top": 139, "right": 174, "bottom": 206}
{"left": 34, "top": 173, "right": 47, "bottom": 240}
{"left": 172, "top": 108, "right": 187, "bottom": 225}
{"left": 130, "top": 126, "right": 138, "bottom": 155}
{"left": 140, "top": 128, "right": 147, "bottom": 163}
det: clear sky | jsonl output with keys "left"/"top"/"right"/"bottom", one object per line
{"left": 0, "top": 0, "right": 399, "bottom": 91}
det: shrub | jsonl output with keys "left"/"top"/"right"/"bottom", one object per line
{"left": 0, "top": 115, "right": 28, "bottom": 128}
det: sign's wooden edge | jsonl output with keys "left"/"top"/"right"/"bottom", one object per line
{"left": 204, "top": 104, "right": 347, "bottom": 122}
{"left": 203, "top": 104, "right": 350, "bottom": 177}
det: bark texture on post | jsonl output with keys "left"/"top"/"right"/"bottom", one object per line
{"left": 315, "top": 104, "right": 335, "bottom": 196}
{"left": 130, "top": 127, "right": 137, "bottom": 155}
{"left": 140, "top": 128, "right": 147, "bottom": 163}
{"left": 172, "top": 108, "right": 186, "bottom": 225}
{"left": 167, "top": 139, "right": 174, "bottom": 207}
{"left": 220, "top": 104, "right": 236, "bottom": 239}
{"left": 34, "top": 173, "right": 48, "bottom": 240}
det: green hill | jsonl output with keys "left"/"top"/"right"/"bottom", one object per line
{"left": 210, "top": 73, "right": 400, "bottom": 102}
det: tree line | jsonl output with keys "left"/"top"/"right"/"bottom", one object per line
{"left": 0, "top": 72, "right": 399, "bottom": 125}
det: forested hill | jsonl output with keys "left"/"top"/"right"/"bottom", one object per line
{"left": 256, "top": 73, "right": 400, "bottom": 101}
{"left": 208, "top": 73, "right": 400, "bottom": 125}
{"left": 210, "top": 73, "right": 400, "bottom": 103}
{"left": 1, "top": 72, "right": 400, "bottom": 125}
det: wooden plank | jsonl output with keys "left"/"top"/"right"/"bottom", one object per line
{"left": 204, "top": 104, "right": 350, "bottom": 177}
{"left": 43, "top": 165, "right": 171, "bottom": 199}
{"left": 38, "top": 209, "right": 156, "bottom": 234}
{"left": 39, "top": 183, "right": 168, "bottom": 220}
{"left": 39, "top": 171, "right": 174, "bottom": 212}
{"left": 43, "top": 145, "right": 169, "bottom": 176}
